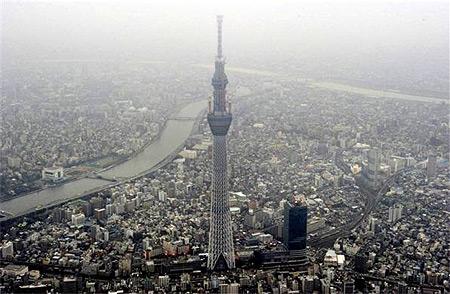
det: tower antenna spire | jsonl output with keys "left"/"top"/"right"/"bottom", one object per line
{"left": 217, "top": 15, "right": 223, "bottom": 58}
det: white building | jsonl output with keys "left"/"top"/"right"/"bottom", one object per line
{"left": 71, "top": 213, "right": 85, "bottom": 227}
{"left": 158, "top": 275, "right": 170, "bottom": 288}
{"left": 158, "top": 190, "right": 167, "bottom": 202}
{"left": 324, "top": 249, "right": 338, "bottom": 267}
{"left": 1, "top": 241, "right": 14, "bottom": 258}
{"left": 42, "top": 166, "right": 64, "bottom": 182}
{"left": 179, "top": 149, "right": 197, "bottom": 159}
{"left": 369, "top": 217, "right": 378, "bottom": 233}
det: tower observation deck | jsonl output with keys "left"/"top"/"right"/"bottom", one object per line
{"left": 207, "top": 15, "right": 235, "bottom": 271}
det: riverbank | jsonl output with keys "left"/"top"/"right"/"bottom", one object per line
{"left": 311, "top": 81, "right": 449, "bottom": 104}
{"left": 193, "top": 63, "right": 448, "bottom": 104}
{"left": 95, "top": 99, "right": 196, "bottom": 175}
{"left": 0, "top": 100, "right": 206, "bottom": 222}
{"left": 0, "top": 113, "right": 168, "bottom": 204}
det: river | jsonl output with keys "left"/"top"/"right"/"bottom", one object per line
{"left": 0, "top": 100, "right": 206, "bottom": 218}
{"left": 194, "top": 64, "right": 448, "bottom": 104}
{"left": 312, "top": 81, "right": 449, "bottom": 104}
{"left": 2, "top": 66, "right": 447, "bottom": 219}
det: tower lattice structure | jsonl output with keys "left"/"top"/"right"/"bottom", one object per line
{"left": 207, "top": 15, "right": 235, "bottom": 271}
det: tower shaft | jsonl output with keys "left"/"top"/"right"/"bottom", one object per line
{"left": 207, "top": 135, "right": 235, "bottom": 270}
{"left": 207, "top": 15, "right": 235, "bottom": 271}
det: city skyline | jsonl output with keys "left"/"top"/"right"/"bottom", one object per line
{"left": 1, "top": 1, "right": 448, "bottom": 293}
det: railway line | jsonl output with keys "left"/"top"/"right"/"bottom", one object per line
{"left": 309, "top": 150, "right": 408, "bottom": 248}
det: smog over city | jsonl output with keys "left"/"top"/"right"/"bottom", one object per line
{"left": 1, "top": 0, "right": 449, "bottom": 293}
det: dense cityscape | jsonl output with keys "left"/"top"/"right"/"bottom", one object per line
{"left": 1, "top": 62, "right": 208, "bottom": 198}
{"left": 1, "top": 2, "right": 449, "bottom": 294}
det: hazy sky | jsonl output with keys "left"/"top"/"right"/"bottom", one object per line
{"left": 2, "top": 0, "right": 447, "bottom": 58}
{"left": 2, "top": 0, "right": 449, "bottom": 94}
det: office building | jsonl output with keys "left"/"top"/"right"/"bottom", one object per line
{"left": 365, "top": 148, "right": 380, "bottom": 189}
{"left": 426, "top": 153, "right": 437, "bottom": 180}
{"left": 388, "top": 204, "right": 403, "bottom": 223}
{"left": 283, "top": 196, "right": 308, "bottom": 253}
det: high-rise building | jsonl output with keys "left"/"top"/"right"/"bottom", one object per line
{"left": 343, "top": 279, "right": 355, "bottom": 294}
{"left": 321, "top": 279, "right": 331, "bottom": 294}
{"left": 158, "top": 275, "right": 170, "bottom": 288}
{"left": 398, "top": 282, "right": 408, "bottom": 294}
{"left": 365, "top": 148, "right": 380, "bottom": 189}
{"left": 354, "top": 252, "right": 368, "bottom": 273}
{"left": 1, "top": 241, "right": 14, "bottom": 258}
{"left": 388, "top": 204, "right": 403, "bottom": 223}
{"left": 71, "top": 213, "right": 85, "bottom": 227}
{"left": 94, "top": 208, "right": 106, "bottom": 221}
{"left": 283, "top": 196, "right": 308, "bottom": 253}
{"left": 368, "top": 217, "right": 379, "bottom": 233}
{"left": 207, "top": 15, "right": 235, "bottom": 271}
{"left": 427, "top": 153, "right": 437, "bottom": 180}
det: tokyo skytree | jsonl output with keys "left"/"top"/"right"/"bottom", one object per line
{"left": 206, "top": 15, "right": 235, "bottom": 271}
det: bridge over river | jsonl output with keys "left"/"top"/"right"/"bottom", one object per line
{"left": 0, "top": 100, "right": 206, "bottom": 222}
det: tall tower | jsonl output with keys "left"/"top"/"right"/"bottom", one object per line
{"left": 207, "top": 15, "right": 235, "bottom": 271}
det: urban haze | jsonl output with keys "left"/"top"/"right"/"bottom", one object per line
{"left": 0, "top": 0, "right": 449, "bottom": 293}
